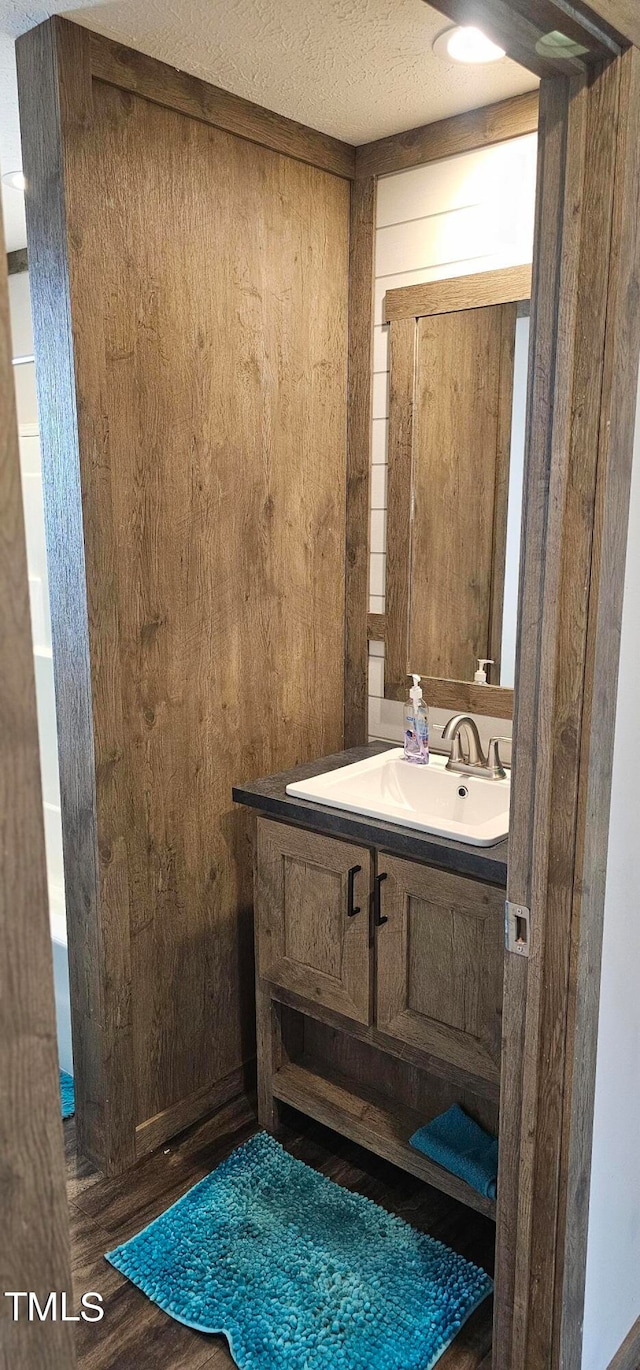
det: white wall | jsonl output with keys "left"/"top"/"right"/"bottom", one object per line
{"left": 8, "top": 271, "right": 71, "bottom": 1074}
{"left": 367, "top": 132, "right": 538, "bottom": 750}
{"left": 581, "top": 372, "right": 640, "bottom": 1369}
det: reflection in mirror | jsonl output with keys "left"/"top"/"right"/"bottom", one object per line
{"left": 500, "top": 311, "right": 529, "bottom": 688}
{"left": 383, "top": 265, "right": 531, "bottom": 713}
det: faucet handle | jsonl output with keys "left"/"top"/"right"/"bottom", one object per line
{"left": 487, "top": 737, "right": 509, "bottom": 779}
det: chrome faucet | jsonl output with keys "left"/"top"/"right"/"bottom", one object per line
{"left": 440, "top": 714, "right": 507, "bottom": 780}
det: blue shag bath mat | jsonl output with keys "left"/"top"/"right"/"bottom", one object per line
{"left": 106, "top": 1131, "right": 492, "bottom": 1370}
{"left": 59, "top": 1069, "right": 75, "bottom": 1120}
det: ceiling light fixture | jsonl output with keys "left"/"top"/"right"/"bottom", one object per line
{"left": 535, "top": 29, "right": 589, "bottom": 59}
{"left": 2, "top": 170, "right": 26, "bottom": 192}
{"left": 433, "top": 25, "right": 506, "bottom": 65}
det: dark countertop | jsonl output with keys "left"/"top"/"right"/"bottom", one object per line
{"left": 233, "top": 742, "right": 508, "bottom": 887}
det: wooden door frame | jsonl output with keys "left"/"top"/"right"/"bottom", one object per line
{"left": 0, "top": 234, "right": 75, "bottom": 1363}
{"left": 345, "top": 7, "right": 640, "bottom": 1369}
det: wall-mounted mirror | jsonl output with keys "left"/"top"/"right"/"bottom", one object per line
{"left": 378, "top": 263, "right": 531, "bottom": 719}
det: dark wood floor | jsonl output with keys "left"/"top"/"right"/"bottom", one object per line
{"left": 65, "top": 1097, "right": 495, "bottom": 1369}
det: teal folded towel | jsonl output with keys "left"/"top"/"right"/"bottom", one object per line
{"left": 410, "top": 1104, "right": 498, "bottom": 1200}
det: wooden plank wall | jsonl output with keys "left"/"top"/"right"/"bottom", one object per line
{"left": 17, "top": 16, "right": 351, "bottom": 1173}
{"left": 394, "top": 303, "right": 515, "bottom": 687}
{"left": 344, "top": 176, "right": 376, "bottom": 747}
{"left": 0, "top": 202, "right": 75, "bottom": 1364}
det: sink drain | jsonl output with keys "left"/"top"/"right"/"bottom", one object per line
{"left": 457, "top": 785, "right": 469, "bottom": 798}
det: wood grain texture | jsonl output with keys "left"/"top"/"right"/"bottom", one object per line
{"left": 271, "top": 981, "right": 502, "bottom": 1104}
{"left": 516, "top": 61, "right": 619, "bottom": 1370}
{"left": 134, "top": 1064, "right": 252, "bottom": 1161}
{"left": 256, "top": 819, "right": 372, "bottom": 1025}
{"left": 375, "top": 859, "right": 504, "bottom": 1085}
{"left": 0, "top": 204, "right": 75, "bottom": 1366}
{"left": 382, "top": 672, "right": 514, "bottom": 718}
{"left": 344, "top": 175, "right": 376, "bottom": 746}
{"left": 607, "top": 1316, "right": 640, "bottom": 1370}
{"left": 384, "top": 291, "right": 517, "bottom": 699}
{"left": 7, "top": 247, "right": 28, "bottom": 274}
{"left": 65, "top": 1107, "right": 494, "bottom": 1368}
{"left": 301, "top": 1012, "right": 500, "bottom": 1129}
{"left": 384, "top": 266, "right": 531, "bottom": 323}
{"left": 18, "top": 15, "right": 349, "bottom": 1173}
{"left": 411, "top": 306, "right": 515, "bottom": 684}
{"left": 384, "top": 316, "right": 416, "bottom": 698}
{"left": 356, "top": 91, "right": 539, "bottom": 180}
{"left": 438, "top": 1304, "right": 493, "bottom": 1370}
{"left": 16, "top": 16, "right": 120, "bottom": 1171}
{"left": 572, "top": 0, "right": 640, "bottom": 49}
{"left": 272, "top": 1059, "right": 497, "bottom": 1217}
{"left": 367, "top": 612, "right": 387, "bottom": 641}
{"left": 557, "top": 45, "right": 640, "bottom": 1370}
{"left": 488, "top": 308, "right": 518, "bottom": 677}
{"left": 66, "top": 1103, "right": 256, "bottom": 1369}
{"left": 492, "top": 74, "right": 570, "bottom": 1367}
{"left": 425, "top": 0, "right": 616, "bottom": 77}
{"left": 254, "top": 820, "right": 503, "bottom": 1214}
{"left": 255, "top": 982, "right": 284, "bottom": 1133}
{"left": 88, "top": 29, "right": 355, "bottom": 179}
{"left": 495, "top": 51, "right": 640, "bottom": 1370}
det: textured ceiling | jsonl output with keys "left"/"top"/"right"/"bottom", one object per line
{"left": 0, "top": 0, "right": 537, "bottom": 251}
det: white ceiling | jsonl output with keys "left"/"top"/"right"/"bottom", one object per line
{"left": 0, "top": 0, "right": 537, "bottom": 252}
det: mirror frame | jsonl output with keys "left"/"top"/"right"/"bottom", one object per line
{"left": 375, "top": 262, "right": 532, "bottom": 719}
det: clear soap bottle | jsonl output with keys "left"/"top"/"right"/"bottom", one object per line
{"left": 403, "top": 673, "right": 430, "bottom": 765}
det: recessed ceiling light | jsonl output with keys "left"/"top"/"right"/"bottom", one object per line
{"left": 2, "top": 170, "right": 26, "bottom": 192}
{"left": 433, "top": 25, "right": 506, "bottom": 65}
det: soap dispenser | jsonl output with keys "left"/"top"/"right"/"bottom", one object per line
{"left": 404, "top": 674, "right": 430, "bottom": 765}
{"left": 474, "top": 659, "right": 494, "bottom": 685}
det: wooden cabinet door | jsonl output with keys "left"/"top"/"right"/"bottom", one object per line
{"left": 375, "top": 856, "right": 504, "bottom": 1083}
{"left": 256, "top": 818, "right": 372, "bottom": 1024}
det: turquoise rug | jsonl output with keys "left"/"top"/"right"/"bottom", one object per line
{"left": 59, "top": 1069, "right": 75, "bottom": 1120}
{"left": 106, "top": 1131, "right": 492, "bottom": 1369}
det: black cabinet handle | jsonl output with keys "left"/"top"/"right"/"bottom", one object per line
{"left": 374, "top": 871, "right": 388, "bottom": 926}
{"left": 347, "top": 865, "right": 362, "bottom": 917}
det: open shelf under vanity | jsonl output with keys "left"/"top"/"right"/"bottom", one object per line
{"left": 272, "top": 1055, "right": 496, "bottom": 1219}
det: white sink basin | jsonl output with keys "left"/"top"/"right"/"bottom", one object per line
{"left": 286, "top": 749, "right": 510, "bottom": 847}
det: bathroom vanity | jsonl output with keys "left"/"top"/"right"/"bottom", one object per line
{"left": 233, "top": 743, "right": 508, "bottom": 1220}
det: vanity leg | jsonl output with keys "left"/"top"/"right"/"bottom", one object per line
{"left": 256, "top": 979, "right": 284, "bottom": 1134}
